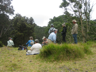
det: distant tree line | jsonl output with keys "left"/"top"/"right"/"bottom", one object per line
{"left": 0, "top": 0, "right": 96, "bottom": 47}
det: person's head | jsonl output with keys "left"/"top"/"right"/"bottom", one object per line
{"left": 72, "top": 19, "right": 77, "bottom": 24}
{"left": 50, "top": 24, "right": 54, "bottom": 27}
{"left": 35, "top": 39, "right": 39, "bottom": 43}
{"left": 62, "top": 23, "right": 66, "bottom": 27}
{"left": 42, "top": 36, "right": 46, "bottom": 41}
{"left": 9, "top": 37, "right": 12, "bottom": 40}
{"left": 29, "top": 36, "right": 33, "bottom": 40}
{"left": 53, "top": 29, "right": 58, "bottom": 34}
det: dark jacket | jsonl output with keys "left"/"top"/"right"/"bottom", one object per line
{"left": 61, "top": 27, "right": 67, "bottom": 35}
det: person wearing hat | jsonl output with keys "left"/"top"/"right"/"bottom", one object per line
{"left": 7, "top": 37, "right": 14, "bottom": 47}
{"left": 61, "top": 23, "right": 67, "bottom": 43}
{"left": 26, "top": 36, "right": 34, "bottom": 47}
{"left": 48, "top": 24, "right": 56, "bottom": 34}
{"left": 26, "top": 39, "right": 42, "bottom": 55}
{"left": 71, "top": 19, "right": 78, "bottom": 44}
{"left": 42, "top": 36, "right": 48, "bottom": 46}
{"left": 47, "top": 28, "right": 58, "bottom": 43}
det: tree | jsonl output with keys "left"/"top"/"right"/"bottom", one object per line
{"left": 60, "top": 0, "right": 94, "bottom": 42}
{"left": 0, "top": 0, "right": 14, "bottom": 14}
{"left": 0, "top": 13, "right": 10, "bottom": 37}
{"left": 0, "top": 0, "right": 14, "bottom": 37}
{"left": 34, "top": 25, "right": 47, "bottom": 43}
{"left": 11, "top": 14, "right": 35, "bottom": 46}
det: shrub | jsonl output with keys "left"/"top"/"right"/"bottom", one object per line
{"left": 0, "top": 41, "right": 3, "bottom": 47}
{"left": 39, "top": 43, "right": 92, "bottom": 61}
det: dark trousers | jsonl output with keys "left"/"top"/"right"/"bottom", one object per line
{"left": 62, "top": 34, "right": 66, "bottom": 42}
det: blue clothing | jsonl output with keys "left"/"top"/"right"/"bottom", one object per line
{"left": 48, "top": 32, "right": 56, "bottom": 43}
{"left": 73, "top": 34, "right": 77, "bottom": 44}
{"left": 26, "top": 40, "right": 34, "bottom": 47}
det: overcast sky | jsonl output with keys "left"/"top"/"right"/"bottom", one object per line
{"left": 11, "top": 0, "right": 96, "bottom": 27}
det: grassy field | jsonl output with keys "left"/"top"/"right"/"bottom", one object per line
{"left": 0, "top": 42, "right": 96, "bottom": 72}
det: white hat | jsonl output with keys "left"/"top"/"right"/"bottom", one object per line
{"left": 62, "top": 23, "right": 66, "bottom": 26}
{"left": 42, "top": 36, "right": 46, "bottom": 40}
{"left": 53, "top": 28, "right": 58, "bottom": 31}
{"left": 72, "top": 19, "right": 77, "bottom": 22}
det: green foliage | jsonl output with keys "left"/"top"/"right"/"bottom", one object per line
{"left": 0, "top": 41, "right": 3, "bottom": 47}
{"left": 11, "top": 14, "right": 35, "bottom": 46}
{"left": 39, "top": 43, "right": 92, "bottom": 61}
{"left": 87, "top": 20, "right": 96, "bottom": 40}
{"left": 0, "top": 0, "right": 14, "bottom": 15}
{"left": 60, "top": 0, "right": 94, "bottom": 42}
{"left": 0, "top": 0, "right": 14, "bottom": 45}
{"left": 60, "top": 0, "right": 69, "bottom": 8}
{"left": 34, "top": 25, "right": 47, "bottom": 43}
{"left": 0, "top": 13, "right": 10, "bottom": 38}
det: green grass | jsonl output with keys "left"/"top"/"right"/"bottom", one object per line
{"left": 39, "top": 43, "right": 92, "bottom": 61}
{"left": 0, "top": 41, "right": 96, "bottom": 72}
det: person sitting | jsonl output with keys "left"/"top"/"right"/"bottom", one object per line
{"left": 26, "top": 36, "right": 34, "bottom": 47}
{"left": 7, "top": 37, "right": 14, "bottom": 47}
{"left": 26, "top": 39, "right": 42, "bottom": 55}
{"left": 47, "top": 29, "right": 58, "bottom": 44}
{"left": 42, "top": 36, "right": 48, "bottom": 46}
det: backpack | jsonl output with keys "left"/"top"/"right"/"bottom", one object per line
{"left": 50, "top": 27, "right": 55, "bottom": 33}
{"left": 30, "top": 40, "right": 34, "bottom": 45}
{"left": 18, "top": 45, "right": 27, "bottom": 50}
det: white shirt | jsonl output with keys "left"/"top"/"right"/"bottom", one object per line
{"left": 30, "top": 43, "right": 42, "bottom": 54}
{"left": 7, "top": 40, "right": 14, "bottom": 46}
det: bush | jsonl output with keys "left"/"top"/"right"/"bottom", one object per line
{"left": 0, "top": 41, "right": 3, "bottom": 47}
{"left": 39, "top": 43, "right": 92, "bottom": 61}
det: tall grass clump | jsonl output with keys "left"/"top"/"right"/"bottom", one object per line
{"left": 78, "top": 42, "right": 92, "bottom": 54}
{"left": 0, "top": 41, "right": 3, "bottom": 47}
{"left": 86, "top": 41, "right": 96, "bottom": 47}
{"left": 39, "top": 43, "right": 92, "bottom": 61}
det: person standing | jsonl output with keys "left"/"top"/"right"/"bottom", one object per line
{"left": 48, "top": 24, "right": 56, "bottom": 34}
{"left": 71, "top": 19, "right": 78, "bottom": 44}
{"left": 26, "top": 36, "right": 34, "bottom": 47}
{"left": 7, "top": 37, "right": 14, "bottom": 47}
{"left": 61, "top": 23, "right": 67, "bottom": 43}
{"left": 48, "top": 29, "right": 58, "bottom": 44}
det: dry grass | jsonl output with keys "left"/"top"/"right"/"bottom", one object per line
{"left": 0, "top": 43, "right": 96, "bottom": 72}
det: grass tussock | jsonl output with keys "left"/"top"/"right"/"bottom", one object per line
{"left": 39, "top": 43, "right": 92, "bottom": 61}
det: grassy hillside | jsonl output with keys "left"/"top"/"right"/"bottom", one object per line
{"left": 0, "top": 41, "right": 96, "bottom": 72}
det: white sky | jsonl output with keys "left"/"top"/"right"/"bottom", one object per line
{"left": 11, "top": 0, "right": 96, "bottom": 27}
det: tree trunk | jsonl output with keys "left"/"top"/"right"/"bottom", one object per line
{"left": 0, "top": 26, "right": 4, "bottom": 38}
{"left": 80, "top": 0, "right": 86, "bottom": 43}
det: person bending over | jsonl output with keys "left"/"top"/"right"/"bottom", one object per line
{"left": 47, "top": 29, "right": 58, "bottom": 44}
